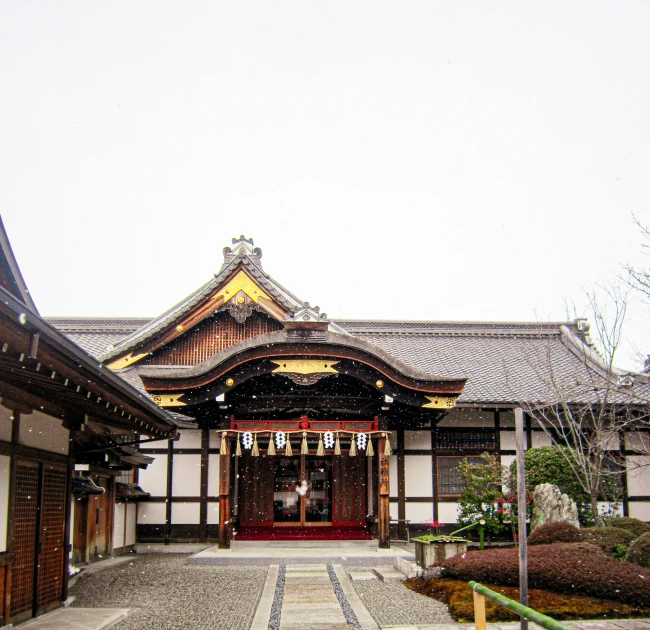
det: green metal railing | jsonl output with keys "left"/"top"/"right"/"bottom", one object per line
{"left": 469, "top": 581, "right": 573, "bottom": 630}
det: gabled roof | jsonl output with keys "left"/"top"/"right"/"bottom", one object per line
{"left": 0, "top": 215, "right": 38, "bottom": 313}
{"left": 99, "top": 236, "right": 348, "bottom": 369}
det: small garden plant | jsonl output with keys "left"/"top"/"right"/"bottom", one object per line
{"left": 626, "top": 531, "right": 650, "bottom": 567}
{"left": 527, "top": 521, "right": 583, "bottom": 545}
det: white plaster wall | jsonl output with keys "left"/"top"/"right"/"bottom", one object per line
{"left": 207, "top": 454, "right": 220, "bottom": 497}
{"left": 389, "top": 501, "right": 398, "bottom": 520}
{"left": 389, "top": 455, "right": 398, "bottom": 498}
{"left": 113, "top": 503, "right": 125, "bottom": 549}
{"left": 500, "top": 455, "right": 516, "bottom": 470}
{"left": 599, "top": 431, "right": 620, "bottom": 451}
{"left": 138, "top": 454, "right": 168, "bottom": 497}
{"left": 172, "top": 502, "right": 200, "bottom": 524}
{"left": 139, "top": 438, "right": 167, "bottom": 450}
{"left": 625, "top": 433, "right": 650, "bottom": 452}
{"left": 0, "top": 455, "right": 10, "bottom": 552}
{"left": 628, "top": 502, "right": 650, "bottom": 521}
{"left": 0, "top": 407, "right": 13, "bottom": 442}
{"left": 626, "top": 457, "right": 650, "bottom": 496}
{"left": 597, "top": 502, "right": 622, "bottom": 517}
{"left": 388, "top": 432, "right": 397, "bottom": 451}
{"left": 209, "top": 431, "right": 221, "bottom": 449}
{"left": 126, "top": 504, "right": 137, "bottom": 545}
{"left": 175, "top": 430, "right": 202, "bottom": 449}
{"left": 405, "top": 503, "right": 433, "bottom": 523}
{"left": 500, "top": 411, "right": 515, "bottom": 428}
{"left": 500, "top": 431, "right": 517, "bottom": 450}
{"left": 437, "top": 502, "right": 459, "bottom": 523}
{"left": 207, "top": 502, "right": 220, "bottom": 525}
{"left": 532, "top": 431, "right": 553, "bottom": 448}
{"left": 137, "top": 502, "right": 166, "bottom": 525}
{"left": 438, "top": 409, "right": 495, "bottom": 428}
{"left": 405, "top": 456, "right": 432, "bottom": 497}
{"left": 19, "top": 411, "right": 69, "bottom": 454}
{"left": 404, "top": 431, "right": 431, "bottom": 450}
{"left": 172, "top": 454, "right": 201, "bottom": 496}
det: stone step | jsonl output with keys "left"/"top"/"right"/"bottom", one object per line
{"left": 372, "top": 566, "right": 406, "bottom": 581}
{"left": 348, "top": 571, "right": 377, "bottom": 581}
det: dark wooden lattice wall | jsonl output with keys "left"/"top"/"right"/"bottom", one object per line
{"left": 11, "top": 461, "right": 68, "bottom": 622}
{"left": 143, "top": 310, "right": 283, "bottom": 366}
{"left": 239, "top": 455, "right": 274, "bottom": 525}
{"left": 10, "top": 461, "right": 39, "bottom": 619}
{"left": 332, "top": 457, "right": 366, "bottom": 526}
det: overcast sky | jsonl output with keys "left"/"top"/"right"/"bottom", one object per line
{"left": 1, "top": 2, "right": 649, "bottom": 370}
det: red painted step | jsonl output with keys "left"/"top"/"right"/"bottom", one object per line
{"left": 234, "top": 526, "right": 372, "bottom": 541}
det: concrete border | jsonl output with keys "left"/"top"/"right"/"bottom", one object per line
{"left": 332, "top": 564, "right": 378, "bottom": 630}
{"left": 249, "top": 564, "right": 279, "bottom": 630}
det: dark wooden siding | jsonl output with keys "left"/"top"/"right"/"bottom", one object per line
{"left": 143, "top": 311, "right": 283, "bottom": 366}
{"left": 332, "top": 456, "right": 366, "bottom": 526}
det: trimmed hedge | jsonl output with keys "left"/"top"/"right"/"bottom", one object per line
{"left": 627, "top": 532, "right": 650, "bottom": 568}
{"left": 405, "top": 578, "right": 650, "bottom": 622}
{"left": 604, "top": 517, "right": 650, "bottom": 538}
{"left": 582, "top": 527, "right": 636, "bottom": 559}
{"left": 528, "top": 522, "right": 583, "bottom": 545}
{"left": 440, "top": 543, "right": 650, "bottom": 606}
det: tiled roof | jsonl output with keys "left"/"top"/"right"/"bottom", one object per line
{"left": 46, "top": 315, "right": 650, "bottom": 406}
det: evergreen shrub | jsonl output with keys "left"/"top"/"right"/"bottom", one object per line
{"left": 604, "top": 517, "right": 650, "bottom": 538}
{"left": 439, "top": 543, "right": 650, "bottom": 606}
{"left": 626, "top": 532, "right": 650, "bottom": 568}
{"left": 528, "top": 522, "right": 583, "bottom": 545}
{"left": 582, "top": 527, "right": 636, "bottom": 559}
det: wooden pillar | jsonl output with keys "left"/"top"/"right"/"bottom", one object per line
{"left": 378, "top": 437, "right": 390, "bottom": 549}
{"left": 515, "top": 407, "right": 529, "bottom": 630}
{"left": 397, "top": 429, "right": 406, "bottom": 541}
{"left": 218, "top": 439, "right": 231, "bottom": 549}
{"left": 164, "top": 439, "right": 173, "bottom": 545}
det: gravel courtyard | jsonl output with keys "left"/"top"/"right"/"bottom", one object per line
{"left": 346, "top": 567, "right": 454, "bottom": 628}
{"left": 69, "top": 554, "right": 268, "bottom": 630}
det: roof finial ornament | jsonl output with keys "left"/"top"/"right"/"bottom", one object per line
{"left": 221, "top": 235, "right": 263, "bottom": 271}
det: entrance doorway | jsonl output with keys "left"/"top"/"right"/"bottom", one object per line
{"left": 273, "top": 456, "right": 332, "bottom": 526}
{"left": 238, "top": 452, "right": 368, "bottom": 537}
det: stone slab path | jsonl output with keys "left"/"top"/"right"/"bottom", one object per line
{"left": 249, "top": 563, "right": 378, "bottom": 630}
{"left": 16, "top": 607, "right": 128, "bottom": 630}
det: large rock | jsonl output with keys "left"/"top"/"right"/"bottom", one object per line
{"left": 530, "top": 482, "right": 579, "bottom": 530}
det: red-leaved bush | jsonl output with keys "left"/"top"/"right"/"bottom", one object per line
{"left": 528, "top": 522, "right": 583, "bottom": 545}
{"left": 440, "top": 543, "right": 650, "bottom": 606}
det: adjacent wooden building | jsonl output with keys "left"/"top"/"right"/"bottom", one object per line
{"left": 0, "top": 217, "right": 178, "bottom": 625}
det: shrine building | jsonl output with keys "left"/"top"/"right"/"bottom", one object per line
{"left": 49, "top": 236, "right": 650, "bottom": 548}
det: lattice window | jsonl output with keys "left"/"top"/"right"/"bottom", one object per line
{"left": 143, "top": 310, "right": 283, "bottom": 366}
{"left": 435, "top": 430, "right": 496, "bottom": 451}
{"left": 437, "top": 456, "right": 484, "bottom": 496}
{"left": 36, "top": 465, "right": 67, "bottom": 609}
{"left": 11, "top": 462, "right": 39, "bottom": 618}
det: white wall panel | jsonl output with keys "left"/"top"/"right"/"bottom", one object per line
{"left": 0, "top": 407, "right": 12, "bottom": 442}
{"left": 389, "top": 455, "right": 397, "bottom": 498}
{"left": 599, "top": 431, "right": 620, "bottom": 451}
{"left": 389, "top": 501, "right": 398, "bottom": 520}
{"left": 137, "top": 502, "right": 166, "bottom": 525}
{"left": 113, "top": 503, "right": 125, "bottom": 549}
{"left": 175, "top": 430, "right": 202, "bottom": 449}
{"left": 628, "top": 502, "right": 650, "bottom": 521}
{"left": 388, "top": 432, "right": 397, "bottom": 450}
{"left": 0, "top": 455, "right": 10, "bottom": 552}
{"left": 437, "top": 502, "right": 460, "bottom": 523}
{"left": 405, "top": 502, "right": 433, "bottom": 523}
{"left": 138, "top": 454, "right": 168, "bottom": 497}
{"left": 208, "top": 454, "right": 220, "bottom": 497}
{"left": 126, "top": 504, "right": 137, "bottom": 545}
{"left": 625, "top": 433, "right": 650, "bottom": 452}
{"left": 405, "top": 456, "right": 432, "bottom": 497}
{"left": 139, "top": 438, "right": 167, "bottom": 450}
{"left": 500, "top": 432, "right": 517, "bottom": 450}
{"left": 172, "top": 454, "right": 201, "bottom": 496}
{"left": 405, "top": 431, "right": 431, "bottom": 450}
{"left": 209, "top": 431, "right": 221, "bottom": 449}
{"left": 532, "top": 431, "right": 553, "bottom": 447}
{"left": 626, "top": 457, "right": 650, "bottom": 496}
{"left": 19, "top": 411, "right": 69, "bottom": 454}
{"left": 172, "top": 502, "right": 200, "bottom": 524}
{"left": 500, "top": 412, "right": 515, "bottom": 428}
{"left": 438, "top": 409, "right": 495, "bottom": 428}
{"left": 207, "top": 502, "right": 220, "bottom": 525}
